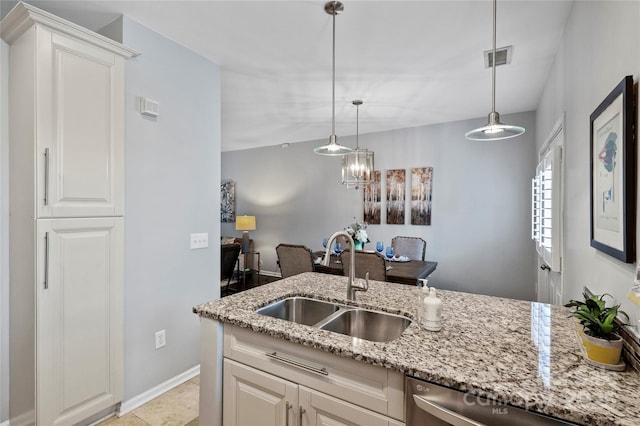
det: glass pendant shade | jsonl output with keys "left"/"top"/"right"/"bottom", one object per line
{"left": 342, "top": 149, "right": 374, "bottom": 189}
{"left": 466, "top": 0, "right": 524, "bottom": 141}
{"left": 465, "top": 111, "right": 525, "bottom": 141}
{"left": 314, "top": 134, "right": 352, "bottom": 155}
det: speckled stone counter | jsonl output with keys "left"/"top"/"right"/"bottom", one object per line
{"left": 193, "top": 272, "right": 640, "bottom": 425}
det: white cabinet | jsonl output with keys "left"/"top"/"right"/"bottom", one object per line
{"left": 224, "top": 360, "right": 404, "bottom": 426}
{"left": 37, "top": 218, "right": 124, "bottom": 425}
{"left": 35, "top": 30, "right": 125, "bottom": 218}
{"left": 224, "top": 360, "right": 297, "bottom": 426}
{"left": 2, "top": 3, "right": 137, "bottom": 425}
{"left": 299, "top": 387, "right": 404, "bottom": 426}
{"left": 219, "top": 325, "right": 405, "bottom": 426}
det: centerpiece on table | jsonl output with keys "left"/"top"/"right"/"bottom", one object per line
{"left": 345, "top": 218, "right": 370, "bottom": 250}
{"left": 564, "top": 292, "right": 628, "bottom": 370}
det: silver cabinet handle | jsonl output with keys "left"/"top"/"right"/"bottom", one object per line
{"left": 413, "top": 394, "right": 484, "bottom": 426}
{"left": 299, "top": 406, "right": 305, "bottom": 426}
{"left": 285, "top": 401, "right": 292, "bottom": 426}
{"left": 265, "top": 352, "right": 328, "bottom": 376}
{"left": 43, "top": 148, "right": 49, "bottom": 206}
{"left": 44, "top": 232, "right": 49, "bottom": 289}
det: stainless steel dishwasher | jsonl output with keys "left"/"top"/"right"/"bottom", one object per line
{"left": 406, "top": 376, "right": 577, "bottom": 425}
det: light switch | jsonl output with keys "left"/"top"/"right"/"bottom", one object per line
{"left": 190, "top": 233, "right": 209, "bottom": 250}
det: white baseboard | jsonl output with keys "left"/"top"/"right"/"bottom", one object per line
{"left": 118, "top": 365, "right": 200, "bottom": 416}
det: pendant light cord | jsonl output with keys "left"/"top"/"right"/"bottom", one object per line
{"left": 355, "top": 103, "right": 359, "bottom": 149}
{"left": 331, "top": 10, "right": 336, "bottom": 135}
{"left": 491, "top": 0, "right": 497, "bottom": 114}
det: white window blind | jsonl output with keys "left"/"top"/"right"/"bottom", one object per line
{"left": 532, "top": 145, "right": 561, "bottom": 272}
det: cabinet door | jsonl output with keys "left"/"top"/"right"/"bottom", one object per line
{"left": 224, "top": 359, "right": 298, "bottom": 426}
{"left": 36, "top": 28, "right": 124, "bottom": 218}
{"left": 299, "top": 387, "right": 404, "bottom": 426}
{"left": 36, "top": 218, "right": 123, "bottom": 426}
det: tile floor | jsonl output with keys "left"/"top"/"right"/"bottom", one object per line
{"left": 98, "top": 376, "right": 200, "bottom": 426}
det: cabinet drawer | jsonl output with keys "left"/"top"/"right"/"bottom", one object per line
{"left": 223, "top": 325, "right": 404, "bottom": 421}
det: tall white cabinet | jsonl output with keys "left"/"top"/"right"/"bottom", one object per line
{"left": 1, "top": 3, "right": 137, "bottom": 425}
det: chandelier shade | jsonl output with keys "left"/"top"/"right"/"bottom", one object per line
{"left": 314, "top": 1, "right": 353, "bottom": 156}
{"left": 465, "top": 0, "right": 525, "bottom": 141}
{"left": 341, "top": 100, "right": 374, "bottom": 189}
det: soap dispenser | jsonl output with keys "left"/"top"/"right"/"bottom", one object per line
{"left": 423, "top": 287, "right": 442, "bottom": 332}
{"left": 416, "top": 279, "right": 429, "bottom": 325}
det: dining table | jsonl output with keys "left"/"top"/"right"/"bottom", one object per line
{"left": 312, "top": 251, "right": 438, "bottom": 286}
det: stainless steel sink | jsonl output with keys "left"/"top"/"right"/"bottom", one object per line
{"left": 319, "top": 309, "right": 411, "bottom": 342}
{"left": 255, "top": 297, "right": 340, "bottom": 326}
{"left": 256, "top": 297, "right": 412, "bottom": 342}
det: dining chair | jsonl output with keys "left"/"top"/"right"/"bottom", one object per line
{"left": 339, "top": 249, "right": 387, "bottom": 281}
{"left": 391, "top": 236, "right": 427, "bottom": 261}
{"left": 276, "top": 243, "right": 315, "bottom": 278}
{"left": 221, "top": 243, "right": 242, "bottom": 294}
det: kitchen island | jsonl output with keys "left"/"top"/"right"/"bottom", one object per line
{"left": 193, "top": 272, "right": 640, "bottom": 425}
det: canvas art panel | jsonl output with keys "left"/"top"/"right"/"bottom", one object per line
{"left": 386, "top": 169, "right": 405, "bottom": 224}
{"left": 411, "top": 167, "right": 433, "bottom": 225}
{"left": 364, "top": 171, "right": 381, "bottom": 224}
{"left": 221, "top": 180, "right": 235, "bottom": 222}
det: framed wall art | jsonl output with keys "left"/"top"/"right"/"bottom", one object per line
{"left": 364, "top": 171, "right": 381, "bottom": 224}
{"left": 221, "top": 180, "right": 236, "bottom": 223}
{"left": 411, "top": 167, "right": 433, "bottom": 225}
{"left": 590, "top": 75, "right": 635, "bottom": 263}
{"left": 386, "top": 169, "right": 405, "bottom": 224}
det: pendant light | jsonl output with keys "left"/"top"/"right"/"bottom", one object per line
{"left": 314, "top": 1, "right": 353, "bottom": 155}
{"left": 465, "top": 0, "right": 525, "bottom": 141}
{"left": 342, "top": 100, "right": 374, "bottom": 189}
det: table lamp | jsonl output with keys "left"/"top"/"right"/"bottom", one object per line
{"left": 235, "top": 215, "right": 256, "bottom": 254}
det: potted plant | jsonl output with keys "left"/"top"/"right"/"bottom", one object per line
{"left": 564, "top": 292, "right": 628, "bottom": 366}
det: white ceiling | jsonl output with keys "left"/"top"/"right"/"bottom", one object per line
{"left": 1, "top": 0, "right": 575, "bottom": 151}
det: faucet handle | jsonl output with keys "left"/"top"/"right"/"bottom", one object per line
{"left": 356, "top": 272, "right": 370, "bottom": 292}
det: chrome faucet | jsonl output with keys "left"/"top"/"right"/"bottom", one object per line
{"left": 322, "top": 231, "right": 368, "bottom": 300}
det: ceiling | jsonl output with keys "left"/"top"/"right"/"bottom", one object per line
{"left": 1, "top": 1, "right": 575, "bottom": 151}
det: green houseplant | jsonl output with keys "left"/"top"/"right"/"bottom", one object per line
{"left": 564, "top": 292, "right": 628, "bottom": 366}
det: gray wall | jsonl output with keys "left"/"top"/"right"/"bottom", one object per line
{"left": 222, "top": 111, "right": 537, "bottom": 300}
{"left": 536, "top": 1, "right": 640, "bottom": 325}
{"left": 117, "top": 16, "right": 221, "bottom": 400}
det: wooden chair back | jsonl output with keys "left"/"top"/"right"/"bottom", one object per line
{"left": 276, "top": 243, "right": 315, "bottom": 278}
{"left": 340, "top": 249, "right": 387, "bottom": 281}
{"left": 391, "top": 236, "right": 426, "bottom": 261}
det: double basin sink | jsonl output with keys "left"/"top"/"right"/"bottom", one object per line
{"left": 255, "top": 296, "right": 411, "bottom": 343}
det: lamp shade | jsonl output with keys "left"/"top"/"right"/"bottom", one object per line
{"left": 235, "top": 215, "right": 256, "bottom": 231}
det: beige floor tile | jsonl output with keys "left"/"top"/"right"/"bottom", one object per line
{"left": 98, "top": 413, "right": 151, "bottom": 426}
{"left": 133, "top": 381, "right": 199, "bottom": 426}
{"left": 189, "top": 375, "right": 200, "bottom": 386}
{"left": 184, "top": 418, "right": 199, "bottom": 426}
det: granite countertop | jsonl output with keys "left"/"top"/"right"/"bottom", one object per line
{"left": 193, "top": 272, "right": 640, "bottom": 425}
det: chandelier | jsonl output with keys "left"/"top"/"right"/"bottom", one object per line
{"left": 341, "top": 100, "right": 374, "bottom": 189}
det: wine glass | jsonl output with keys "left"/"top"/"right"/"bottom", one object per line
{"left": 334, "top": 242, "right": 343, "bottom": 263}
{"left": 385, "top": 246, "right": 394, "bottom": 270}
{"left": 375, "top": 241, "right": 384, "bottom": 254}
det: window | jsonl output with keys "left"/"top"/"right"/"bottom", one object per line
{"left": 532, "top": 145, "right": 561, "bottom": 272}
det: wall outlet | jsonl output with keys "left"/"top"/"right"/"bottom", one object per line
{"left": 155, "top": 329, "right": 166, "bottom": 349}
{"left": 190, "top": 233, "right": 209, "bottom": 250}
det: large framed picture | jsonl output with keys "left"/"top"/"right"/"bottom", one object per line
{"left": 590, "top": 75, "right": 635, "bottom": 263}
